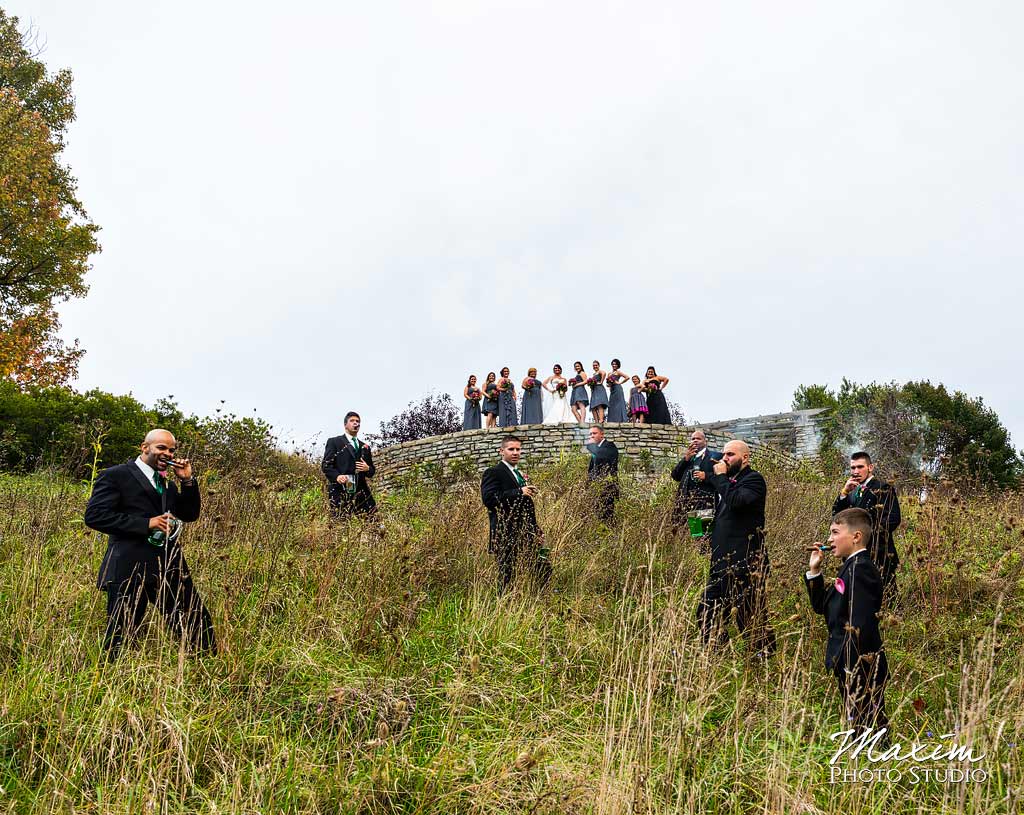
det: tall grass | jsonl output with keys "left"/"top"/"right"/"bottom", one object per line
{"left": 0, "top": 460, "right": 1021, "bottom": 813}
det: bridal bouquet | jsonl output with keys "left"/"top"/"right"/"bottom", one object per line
{"left": 468, "top": 388, "right": 481, "bottom": 402}
{"left": 497, "top": 378, "right": 511, "bottom": 392}
{"left": 585, "top": 376, "right": 597, "bottom": 387}
{"left": 556, "top": 382, "right": 568, "bottom": 396}
{"left": 524, "top": 378, "right": 537, "bottom": 390}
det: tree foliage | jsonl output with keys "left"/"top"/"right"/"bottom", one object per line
{"left": 0, "top": 12, "right": 99, "bottom": 386}
{"left": 364, "top": 393, "right": 461, "bottom": 448}
{"left": 0, "top": 380, "right": 286, "bottom": 481}
{"left": 794, "top": 378, "right": 1022, "bottom": 489}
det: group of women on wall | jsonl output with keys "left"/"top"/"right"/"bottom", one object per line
{"left": 461, "top": 361, "right": 672, "bottom": 430}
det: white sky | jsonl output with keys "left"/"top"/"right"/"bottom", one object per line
{"left": 10, "top": 1, "right": 1023, "bottom": 453}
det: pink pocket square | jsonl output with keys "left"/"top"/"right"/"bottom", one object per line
{"left": 834, "top": 578, "right": 846, "bottom": 594}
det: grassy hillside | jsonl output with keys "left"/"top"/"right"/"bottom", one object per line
{"left": 0, "top": 459, "right": 1021, "bottom": 814}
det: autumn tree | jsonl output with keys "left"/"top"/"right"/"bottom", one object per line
{"left": 0, "top": 12, "right": 99, "bottom": 386}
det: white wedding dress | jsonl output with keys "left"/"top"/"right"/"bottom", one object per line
{"left": 543, "top": 378, "right": 575, "bottom": 424}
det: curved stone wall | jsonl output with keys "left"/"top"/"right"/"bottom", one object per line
{"left": 371, "top": 421, "right": 804, "bottom": 492}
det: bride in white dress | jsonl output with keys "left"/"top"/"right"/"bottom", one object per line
{"left": 542, "top": 364, "right": 574, "bottom": 424}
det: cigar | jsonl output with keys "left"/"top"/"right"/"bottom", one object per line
{"left": 804, "top": 545, "right": 830, "bottom": 553}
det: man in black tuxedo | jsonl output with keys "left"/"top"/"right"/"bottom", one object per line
{"left": 84, "top": 429, "right": 216, "bottom": 659}
{"left": 481, "top": 435, "right": 551, "bottom": 594}
{"left": 322, "top": 411, "right": 377, "bottom": 517}
{"left": 585, "top": 425, "right": 619, "bottom": 522}
{"left": 696, "top": 440, "right": 776, "bottom": 656}
{"left": 806, "top": 508, "right": 889, "bottom": 735}
{"left": 831, "top": 451, "right": 901, "bottom": 597}
{"left": 670, "top": 429, "right": 721, "bottom": 532}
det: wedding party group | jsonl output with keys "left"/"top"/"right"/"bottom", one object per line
{"left": 461, "top": 361, "right": 673, "bottom": 430}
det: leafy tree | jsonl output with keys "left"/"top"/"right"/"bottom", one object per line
{"left": 666, "top": 399, "right": 686, "bottom": 426}
{"left": 793, "top": 379, "right": 1022, "bottom": 488}
{"left": 0, "top": 13, "right": 99, "bottom": 386}
{"left": 364, "top": 393, "right": 461, "bottom": 448}
{"left": 0, "top": 381, "right": 283, "bottom": 480}
{"left": 903, "top": 380, "right": 1022, "bottom": 489}
{"left": 0, "top": 305, "right": 83, "bottom": 386}
{"left": 792, "top": 384, "right": 839, "bottom": 411}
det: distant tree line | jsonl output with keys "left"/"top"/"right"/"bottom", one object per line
{"left": 794, "top": 379, "right": 1022, "bottom": 489}
{"left": 0, "top": 381, "right": 290, "bottom": 481}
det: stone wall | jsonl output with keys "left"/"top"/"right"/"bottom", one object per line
{"left": 699, "top": 408, "right": 827, "bottom": 460}
{"left": 371, "top": 414, "right": 822, "bottom": 492}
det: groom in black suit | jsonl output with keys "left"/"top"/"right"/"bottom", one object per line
{"left": 84, "top": 429, "right": 216, "bottom": 659}
{"left": 831, "top": 451, "right": 901, "bottom": 597}
{"left": 322, "top": 412, "right": 377, "bottom": 517}
{"left": 481, "top": 435, "right": 551, "bottom": 593}
{"left": 585, "top": 425, "right": 619, "bottom": 522}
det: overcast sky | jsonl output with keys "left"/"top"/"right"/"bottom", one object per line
{"left": 10, "top": 1, "right": 1023, "bottom": 453}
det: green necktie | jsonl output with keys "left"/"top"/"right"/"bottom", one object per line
{"left": 352, "top": 438, "right": 360, "bottom": 451}
{"left": 850, "top": 485, "right": 861, "bottom": 506}
{"left": 153, "top": 472, "right": 165, "bottom": 495}
{"left": 513, "top": 468, "right": 525, "bottom": 486}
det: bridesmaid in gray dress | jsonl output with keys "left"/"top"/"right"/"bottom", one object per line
{"left": 497, "top": 366, "right": 519, "bottom": 427}
{"left": 481, "top": 371, "right": 499, "bottom": 429}
{"left": 569, "top": 361, "right": 589, "bottom": 424}
{"left": 520, "top": 367, "right": 543, "bottom": 425}
{"left": 606, "top": 358, "right": 630, "bottom": 423}
{"left": 462, "top": 375, "right": 482, "bottom": 430}
{"left": 588, "top": 360, "right": 609, "bottom": 423}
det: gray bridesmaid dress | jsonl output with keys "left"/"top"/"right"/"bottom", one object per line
{"left": 498, "top": 386, "right": 519, "bottom": 427}
{"left": 570, "top": 375, "right": 589, "bottom": 406}
{"left": 482, "top": 383, "right": 499, "bottom": 417}
{"left": 589, "top": 373, "right": 609, "bottom": 413}
{"left": 520, "top": 381, "right": 543, "bottom": 424}
{"left": 463, "top": 388, "right": 482, "bottom": 430}
{"left": 606, "top": 374, "right": 628, "bottom": 422}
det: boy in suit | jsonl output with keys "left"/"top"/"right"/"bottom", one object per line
{"left": 806, "top": 507, "right": 889, "bottom": 736}
{"left": 322, "top": 411, "right": 377, "bottom": 517}
{"left": 480, "top": 435, "right": 551, "bottom": 593}
{"left": 84, "top": 429, "right": 216, "bottom": 659}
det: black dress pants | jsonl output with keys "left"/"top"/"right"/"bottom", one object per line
{"left": 494, "top": 534, "right": 551, "bottom": 595}
{"left": 103, "top": 548, "right": 216, "bottom": 659}
{"left": 696, "top": 554, "right": 776, "bottom": 655}
{"left": 835, "top": 650, "right": 889, "bottom": 736}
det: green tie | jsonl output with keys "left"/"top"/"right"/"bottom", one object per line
{"left": 513, "top": 468, "right": 525, "bottom": 486}
{"left": 850, "top": 485, "right": 862, "bottom": 506}
{"left": 153, "top": 472, "right": 165, "bottom": 495}
{"left": 352, "top": 438, "right": 360, "bottom": 451}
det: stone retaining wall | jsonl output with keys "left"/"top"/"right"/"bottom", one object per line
{"left": 371, "top": 416, "right": 819, "bottom": 492}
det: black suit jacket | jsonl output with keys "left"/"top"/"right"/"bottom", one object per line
{"left": 84, "top": 461, "right": 201, "bottom": 588}
{"left": 831, "top": 477, "right": 901, "bottom": 575}
{"left": 322, "top": 435, "right": 376, "bottom": 509}
{"left": 671, "top": 448, "right": 721, "bottom": 505}
{"left": 707, "top": 466, "right": 767, "bottom": 574}
{"left": 481, "top": 462, "right": 539, "bottom": 551}
{"left": 586, "top": 440, "right": 619, "bottom": 480}
{"left": 805, "top": 550, "right": 886, "bottom": 675}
